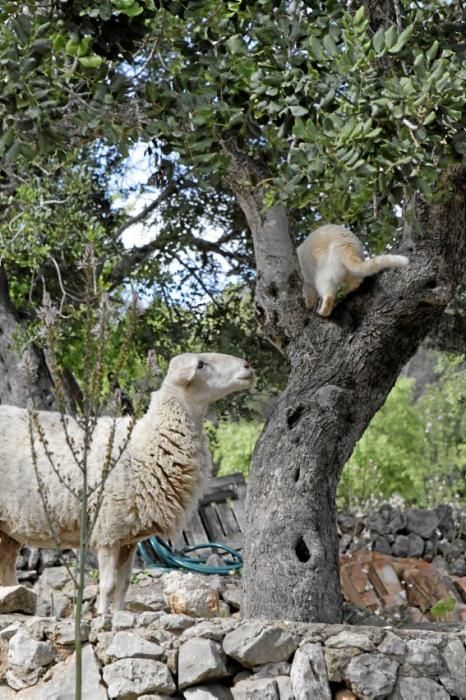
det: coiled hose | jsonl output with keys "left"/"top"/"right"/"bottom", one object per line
{"left": 138, "top": 536, "right": 243, "bottom": 575}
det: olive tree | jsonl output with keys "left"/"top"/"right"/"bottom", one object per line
{"left": 1, "top": 0, "right": 465, "bottom": 622}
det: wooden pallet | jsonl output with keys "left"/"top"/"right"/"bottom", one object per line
{"left": 171, "top": 472, "right": 247, "bottom": 552}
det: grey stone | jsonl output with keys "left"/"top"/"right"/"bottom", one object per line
{"left": 435, "top": 504, "right": 455, "bottom": 539}
{"left": 324, "top": 646, "right": 359, "bottom": 682}
{"left": 406, "top": 639, "right": 442, "bottom": 675}
{"left": 106, "top": 631, "right": 165, "bottom": 660}
{"left": 372, "top": 536, "right": 392, "bottom": 554}
{"left": 326, "top": 631, "right": 374, "bottom": 651}
{"left": 389, "top": 676, "right": 449, "bottom": 699}
{"left": 181, "top": 619, "right": 237, "bottom": 643}
{"left": 290, "top": 643, "right": 331, "bottom": 700}
{"left": 27, "top": 549, "right": 41, "bottom": 571}
{"left": 112, "top": 611, "right": 138, "bottom": 630}
{"left": 442, "top": 637, "right": 466, "bottom": 679}
{"left": 223, "top": 622, "right": 298, "bottom": 668}
{"left": 406, "top": 508, "right": 440, "bottom": 539}
{"left": 275, "top": 676, "right": 294, "bottom": 700}
{"left": 339, "top": 534, "right": 353, "bottom": 554}
{"left": 13, "top": 644, "right": 107, "bottom": 699}
{"left": 0, "top": 587, "right": 36, "bottom": 615}
{"left": 252, "top": 661, "right": 290, "bottom": 678}
{"left": 378, "top": 632, "right": 407, "bottom": 658}
{"left": 5, "top": 667, "right": 42, "bottom": 690}
{"left": 103, "top": 658, "right": 176, "bottom": 698}
{"left": 231, "top": 677, "right": 279, "bottom": 699}
{"left": 448, "top": 556, "right": 466, "bottom": 576}
{"left": 178, "top": 638, "right": 229, "bottom": 689}
{"left": 40, "top": 550, "right": 61, "bottom": 568}
{"left": 158, "top": 613, "right": 195, "bottom": 631}
{"left": 8, "top": 629, "right": 56, "bottom": 670}
{"left": 50, "top": 620, "right": 89, "bottom": 646}
{"left": 163, "top": 572, "right": 220, "bottom": 618}
{"left": 183, "top": 685, "right": 233, "bottom": 699}
{"left": 35, "top": 566, "right": 70, "bottom": 591}
{"left": 345, "top": 652, "right": 398, "bottom": 699}
{"left": 367, "top": 506, "right": 406, "bottom": 535}
{"left": 392, "top": 533, "right": 424, "bottom": 558}
{"left": 440, "top": 674, "right": 466, "bottom": 698}
{"left": 0, "top": 624, "right": 20, "bottom": 642}
{"left": 338, "top": 512, "right": 359, "bottom": 534}
{"left": 222, "top": 588, "right": 241, "bottom": 611}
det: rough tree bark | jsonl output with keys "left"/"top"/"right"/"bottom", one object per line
{"left": 227, "top": 156, "right": 466, "bottom": 622}
{"left": 0, "top": 267, "right": 57, "bottom": 409}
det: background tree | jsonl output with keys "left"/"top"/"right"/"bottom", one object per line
{"left": 0, "top": 0, "right": 465, "bottom": 623}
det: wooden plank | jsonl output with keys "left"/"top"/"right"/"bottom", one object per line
{"left": 216, "top": 501, "right": 242, "bottom": 538}
{"left": 200, "top": 503, "right": 226, "bottom": 542}
{"left": 230, "top": 484, "right": 247, "bottom": 531}
{"left": 183, "top": 508, "right": 210, "bottom": 546}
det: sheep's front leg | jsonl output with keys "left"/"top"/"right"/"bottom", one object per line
{"left": 0, "top": 532, "right": 21, "bottom": 586}
{"left": 113, "top": 544, "right": 137, "bottom": 612}
{"left": 96, "top": 545, "right": 120, "bottom": 615}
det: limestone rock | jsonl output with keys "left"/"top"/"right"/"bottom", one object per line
{"left": 0, "top": 638, "right": 7, "bottom": 682}
{"left": 178, "top": 638, "right": 229, "bottom": 689}
{"left": 345, "top": 652, "right": 398, "bottom": 699}
{"left": 392, "top": 534, "right": 424, "bottom": 558}
{"left": 442, "top": 637, "right": 466, "bottom": 679}
{"left": 181, "top": 619, "right": 237, "bottom": 643}
{"left": 406, "top": 509, "right": 440, "bottom": 539}
{"left": 275, "top": 676, "right": 293, "bottom": 700}
{"left": 103, "top": 658, "right": 175, "bottom": 698}
{"left": 223, "top": 622, "right": 298, "bottom": 668}
{"left": 405, "top": 639, "right": 442, "bottom": 675}
{"left": 8, "top": 629, "right": 56, "bottom": 670}
{"left": 326, "top": 631, "right": 375, "bottom": 652}
{"left": 252, "top": 661, "right": 290, "bottom": 678}
{"left": 158, "top": 613, "right": 195, "bottom": 631}
{"left": 222, "top": 588, "right": 241, "bottom": 611}
{"left": 231, "top": 677, "right": 279, "bottom": 699}
{"left": 13, "top": 644, "right": 106, "bottom": 699}
{"left": 389, "top": 676, "right": 449, "bottom": 699}
{"left": 163, "top": 572, "right": 220, "bottom": 618}
{"left": 324, "top": 646, "right": 359, "bottom": 682}
{"left": 50, "top": 620, "right": 89, "bottom": 646}
{"left": 0, "top": 587, "right": 36, "bottom": 615}
{"left": 378, "top": 632, "right": 407, "bottom": 658}
{"left": 112, "top": 611, "right": 138, "bottom": 630}
{"left": 439, "top": 674, "right": 466, "bottom": 698}
{"left": 290, "top": 643, "right": 331, "bottom": 700}
{"left": 183, "top": 684, "right": 234, "bottom": 699}
{"left": 106, "top": 631, "right": 165, "bottom": 661}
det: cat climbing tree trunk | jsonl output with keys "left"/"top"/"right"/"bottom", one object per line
{"left": 227, "top": 156, "right": 466, "bottom": 623}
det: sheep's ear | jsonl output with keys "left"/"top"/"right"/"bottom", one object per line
{"left": 173, "top": 362, "right": 197, "bottom": 387}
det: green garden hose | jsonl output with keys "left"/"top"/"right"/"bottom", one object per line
{"left": 138, "top": 536, "right": 243, "bottom": 575}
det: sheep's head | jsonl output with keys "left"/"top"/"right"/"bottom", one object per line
{"left": 165, "top": 352, "right": 255, "bottom": 405}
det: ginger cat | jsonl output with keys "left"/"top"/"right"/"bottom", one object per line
{"left": 297, "top": 224, "right": 409, "bottom": 317}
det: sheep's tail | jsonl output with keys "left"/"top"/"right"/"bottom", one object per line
{"left": 343, "top": 251, "right": 409, "bottom": 278}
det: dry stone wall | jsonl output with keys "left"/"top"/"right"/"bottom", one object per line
{"left": 2, "top": 611, "right": 466, "bottom": 699}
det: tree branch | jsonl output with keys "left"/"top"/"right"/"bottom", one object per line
{"left": 221, "top": 142, "right": 305, "bottom": 354}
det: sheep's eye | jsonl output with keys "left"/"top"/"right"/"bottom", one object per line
{"left": 197, "top": 360, "right": 205, "bottom": 369}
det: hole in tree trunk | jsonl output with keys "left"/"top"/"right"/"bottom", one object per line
{"left": 293, "top": 467, "right": 300, "bottom": 482}
{"left": 286, "top": 405, "right": 305, "bottom": 429}
{"left": 295, "top": 536, "right": 310, "bottom": 562}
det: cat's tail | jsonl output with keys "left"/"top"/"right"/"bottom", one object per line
{"left": 344, "top": 251, "right": 409, "bottom": 278}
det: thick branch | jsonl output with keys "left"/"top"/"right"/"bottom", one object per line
{"left": 222, "top": 143, "right": 305, "bottom": 353}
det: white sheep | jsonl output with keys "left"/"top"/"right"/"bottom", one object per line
{"left": 0, "top": 352, "right": 255, "bottom": 614}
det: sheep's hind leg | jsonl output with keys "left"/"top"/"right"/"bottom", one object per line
{"left": 96, "top": 545, "right": 120, "bottom": 615}
{"left": 0, "top": 531, "right": 21, "bottom": 586}
{"left": 112, "top": 544, "right": 137, "bottom": 612}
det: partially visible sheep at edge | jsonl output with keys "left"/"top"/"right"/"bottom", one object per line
{"left": 0, "top": 352, "right": 255, "bottom": 614}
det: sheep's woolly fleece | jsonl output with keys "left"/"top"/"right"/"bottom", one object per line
{"left": 0, "top": 394, "right": 209, "bottom": 549}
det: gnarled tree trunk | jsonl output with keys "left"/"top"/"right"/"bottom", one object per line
{"left": 228, "top": 158, "right": 466, "bottom": 622}
{"left": 0, "top": 267, "right": 56, "bottom": 409}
